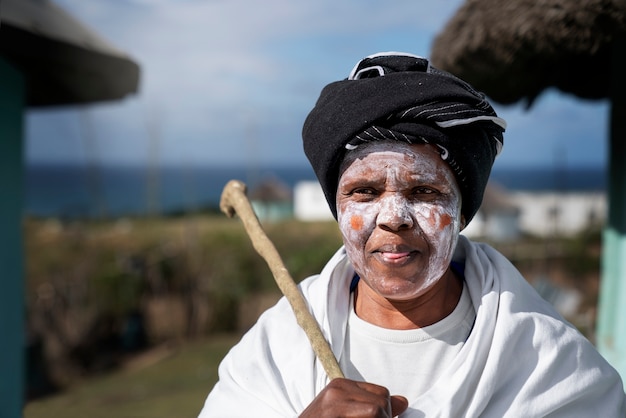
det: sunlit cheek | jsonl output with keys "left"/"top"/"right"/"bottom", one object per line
{"left": 338, "top": 204, "right": 376, "bottom": 268}
{"left": 416, "top": 204, "right": 461, "bottom": 264}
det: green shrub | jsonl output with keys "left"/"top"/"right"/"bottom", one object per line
{"left": 26, "top": 216, "right": 344, "bottom": 336}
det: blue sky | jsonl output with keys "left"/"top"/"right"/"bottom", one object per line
{"left": 25, "top": 0, "right": 610, "bottom": 170}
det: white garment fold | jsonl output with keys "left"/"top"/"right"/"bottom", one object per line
{"left": 199, "top": 236, "right": 626, "bottom": 417}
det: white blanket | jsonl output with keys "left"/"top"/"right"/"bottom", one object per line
{"left": 199, "top": 236, "right": 626, "bottom": 417}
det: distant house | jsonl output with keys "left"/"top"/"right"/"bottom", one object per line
{"left": 250, "top": 177, "right": 293, "bottom": 221}
{"left": 465, "top": 185, "right": 606, "bottom": 239}
{"left": 510, "top": 191, "right": 606, "bottom": 237}
{"left": 463, "top": 181, "right": 521, "bottom": 241}
{"left": 293, "top": 181, "right": 334, "bottom": 221}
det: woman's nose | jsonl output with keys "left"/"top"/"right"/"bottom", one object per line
{"left": 376, "top": 194, "right": 414, "bottom": 231}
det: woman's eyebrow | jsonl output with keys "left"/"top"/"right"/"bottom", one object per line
{"left": 339, "top": 178, "right": 380, "bottom": 189}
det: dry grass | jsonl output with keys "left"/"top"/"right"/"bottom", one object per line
{"left": 23, "top": 215, "right": 343, "bottom": 405}
{"left": 23, "top": 334, "right": 239, "bottom": 418}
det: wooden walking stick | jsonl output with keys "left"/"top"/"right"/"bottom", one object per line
{"left": 220, "top": 179, "right": 344, "bottom": 380}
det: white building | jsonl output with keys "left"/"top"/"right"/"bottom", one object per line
{"left": 293, "top": 181, "right": 334, "bottom": 221}
{"left": 509, "top": 191, "right": 606, "bottom": 237}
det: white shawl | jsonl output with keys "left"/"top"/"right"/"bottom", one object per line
{"left": 199, "top": 236, "right": 626, "bottom": 417}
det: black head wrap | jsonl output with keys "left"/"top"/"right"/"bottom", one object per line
{"left": 302, "top": 52, "right": 506, "bottom": 224}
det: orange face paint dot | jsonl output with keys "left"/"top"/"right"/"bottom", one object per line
{"left": 350, "top": 215, "right": 364, "bottom": 231}
{"left": 440, "top": 213, "right": 452, "bottom": 229}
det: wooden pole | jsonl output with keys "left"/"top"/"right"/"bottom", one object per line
{"left": 220, "top": 180, "right": 344, "bottom": 380}
{"left": 0, "top": 57, "right": 25, "bottom": 418}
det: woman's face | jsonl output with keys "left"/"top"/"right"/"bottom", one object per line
{"left": 336, "top": 142, "right": 463, "bottom": 301}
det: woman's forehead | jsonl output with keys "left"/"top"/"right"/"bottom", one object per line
{"left": 339, "top": 142, "right": 452, "bottom": 178}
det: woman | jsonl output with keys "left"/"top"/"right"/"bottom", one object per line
{"left": 199, "top": 52, "right": 626, "bottom": 417}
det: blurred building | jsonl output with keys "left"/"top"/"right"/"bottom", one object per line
{"left": 510, "top": 191, "right": 606, "bottom": 237}
{"left": 0, "top": 0, "right": 139, "bottom": 415}
{"left": 462, "top": 182, "right": 521, "bottom": 241}
{"left": 250, "top": 177, "right": 293, "bottom": 221}
{"left": 293, "top": 181, "right": 333, "bottom": 221}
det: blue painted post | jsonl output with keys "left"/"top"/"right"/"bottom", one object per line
{"left": 0, "top": 58, "right": 25, "bottom": 417}
{"left": 597, "top": 36, "right": 626, "bottom": 381}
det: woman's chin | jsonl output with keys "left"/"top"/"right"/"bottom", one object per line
{"left": 372, "top": 281, "right": 434, "bottom": 302}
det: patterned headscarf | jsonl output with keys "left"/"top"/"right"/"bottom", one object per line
{"left": 302, "top": 52, "right": 506, "bottom": 224}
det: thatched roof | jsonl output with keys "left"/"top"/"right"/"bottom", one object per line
{"left": 1, "top": 0, "right": 140, "bottom": 107}
{"left": 250, "top": 178, "right": 292, "bottom": 202}
{"left": 431, "top": 0, "right": 626, "bottom": 106}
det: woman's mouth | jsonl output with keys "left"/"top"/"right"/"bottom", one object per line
{"left": 374, "top": 245, "right": 417, "bottom": 263}
{"left": 381, "top": 251, "right": 412, "bottom": 260}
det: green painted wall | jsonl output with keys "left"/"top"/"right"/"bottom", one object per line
{"left": 598, "top": 95, "right": 626, "bottom": 381}
{"left": 598, "top": 227, "right": 626, "bottom": 378}
{"left": 0, "top": 57, "right": 25, "bottom": 417}
{"left": 597, "top": 35, "right": 626, "bottom": 382}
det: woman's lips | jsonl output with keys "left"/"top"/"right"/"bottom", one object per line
{"left": 381, "top": 251, "right": 412, "bottom": 260}
{"left": 374, "top": 244, "right": 417, "bottom": 262}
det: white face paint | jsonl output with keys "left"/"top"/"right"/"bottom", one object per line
{"left": 336, "top": 142, "right": 463, "bottom": 301}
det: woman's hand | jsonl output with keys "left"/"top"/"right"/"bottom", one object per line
{"left": 299, "top": 378, "right": 409, "bottom": 417}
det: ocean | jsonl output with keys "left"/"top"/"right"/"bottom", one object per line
{"left": 25, "top": 164, "right": 606, "bottom": 219}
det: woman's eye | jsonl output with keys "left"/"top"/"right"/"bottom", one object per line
{"left": 343, "top": 187, "right": 378, "bottom": 199}
{"left": 353, "top": 188, "right": 375, "bottom": 195}
{"left": 413, "top": 187, "right": 438, "bottom": 195}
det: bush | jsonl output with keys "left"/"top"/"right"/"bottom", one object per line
{"left": 25, "top": 216, "right": 343, "bottom": 342}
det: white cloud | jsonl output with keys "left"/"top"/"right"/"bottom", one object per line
{"left": 28, "top": 0, "right": 608, "bottom": 170}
